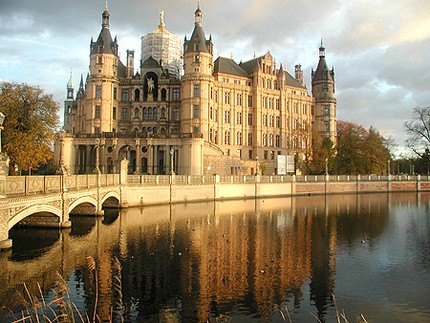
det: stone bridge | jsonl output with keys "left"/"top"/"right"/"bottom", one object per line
{"left": 0, "top": 172, "right": 123, "bottom": 250}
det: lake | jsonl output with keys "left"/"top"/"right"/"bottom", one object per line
{"left": 0, "top": 193, "right": 429, "bottom": 322}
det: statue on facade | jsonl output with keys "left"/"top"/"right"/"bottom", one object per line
{"left": 147, "top": 77, "right": 154, "bottom": 94}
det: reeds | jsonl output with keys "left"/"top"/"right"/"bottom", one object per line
{"left": 6, "top": 255, "right": 124, "bottom": 323}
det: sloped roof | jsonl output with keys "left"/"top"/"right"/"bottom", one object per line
{"left": 312, "top": 57, "right": 334, "bottom": 82}
{"left": 213, "top": 57, "right": 248, "bottom": 77}
{"left": 185, "top": 25, "right": 209, "bottom": 53}
{"left": 239, "top": 56, "right": 263, "bottom": 74}
{"left": 286, "top": 71, "right": 306, "bottom": 89}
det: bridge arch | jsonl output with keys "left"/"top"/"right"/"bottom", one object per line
{"left": 8, "top": 205, "right": 62, "bottom": 230}
{"left": 101, "top": 191, "right": 120, "bottom": 206}
{"left": 68, "top": 196, "right": 98, "bottom": 215}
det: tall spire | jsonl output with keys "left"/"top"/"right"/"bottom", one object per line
{"left": 158, "top": 10, "right": 166, "bottom": 30}
{"left": 319, "top": 38, "right": 325, "bottom": 58}
{"left": 195, "top": 0, "right": 203, "bottom": 26}
{"left": 67, "top": 71, "right": 74, "bottom": 89}
{"left": 102, "top": 1, "right": 110, "bottom": 29}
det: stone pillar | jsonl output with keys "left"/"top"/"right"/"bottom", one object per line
{"left": 120, "top": 157, "right": 129, "bottom": 185}
{"left": 120, "top": 157, "right": 129, "bottom": 208}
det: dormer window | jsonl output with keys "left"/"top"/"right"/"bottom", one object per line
{"left": 195, "top": 44, "right": 199, "bottom": 51}
{"left": 195, "top": 54, "right": 200, "bottom": 63}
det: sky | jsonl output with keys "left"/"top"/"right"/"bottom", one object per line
{"left": 1, "top": 0, "right": 430, "bottom": 156}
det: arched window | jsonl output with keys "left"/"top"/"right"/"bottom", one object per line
{"left": 153, "top": 107, "right": 158, "bottom": 120}
{"left": 134, "top": 89, "right": 140, "bottom": 101}
{"left": 143, "top": 108, "right": 148, "bottom": 120}
{"left": 161, "top": 88, "right": 167, "bottom": 101}
{"left": 134, "top": 108, "right": 139, "bottom": 119}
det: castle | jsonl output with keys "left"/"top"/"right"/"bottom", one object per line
{"left": 55, "top": 3, "right": 336, "bottom": 176}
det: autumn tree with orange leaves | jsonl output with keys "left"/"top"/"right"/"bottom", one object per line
{"left": 0, "top": 82, "right": 59, "bottom": 173}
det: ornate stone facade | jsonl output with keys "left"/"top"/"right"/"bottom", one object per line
{"left": 56, "top": 3, "right": 336, "bottom": 176}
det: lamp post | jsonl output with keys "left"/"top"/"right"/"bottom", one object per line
{"left": 255, "top": 156, "right": 259, "bottom": 175}
{"left": 170, "top": 148, "right": 175, "bottom": 175}
{"left": 325, "top": 157, "right": 329, "bottom": 175}
{"left": 387, "top": 159, "right": 391, "bottom": 176}
{"left": 0, "top": 112, "right": 4, "bottom": 155}
{"left": 0, "top": 112, "right": 5, "bottom": 175}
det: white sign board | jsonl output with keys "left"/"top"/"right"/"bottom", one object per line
{"left": 286, "top": 155, "right": 295, "bottom": 173}
{"left": 277, "top": 155, "right": 287, "bottom": 174}
{"left": 277, "top": 155, "right": 295, "bottom": 174}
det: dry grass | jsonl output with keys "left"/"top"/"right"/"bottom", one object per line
{"left": 5, "top": 255, "right": 124, "bottom": 323}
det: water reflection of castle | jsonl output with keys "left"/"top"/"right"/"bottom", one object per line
{"left": 1, "top": 194, "right": 396, "bottom": 321}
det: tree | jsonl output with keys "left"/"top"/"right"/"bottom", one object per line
{"left": 0, "top": 82, "right": 60, "bottom": 172}
{"left": 335, "top": 121, "right": 366, "bottom": 174}
{"left": 293, "top": 120, "right": 312, "bottom": 175}
{"left": 309, "top": 137, "right": 335, "bottom": 174}
{"left": 404, "top": 106, "right": 430, "bottom": 160}
{"left": 334, "top": 121, "right": 393, "bottom": 175}
{"left": 362, "top": 127, "right": 391, "bottom": 174}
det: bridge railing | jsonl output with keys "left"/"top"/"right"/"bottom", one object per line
{"left": 2, "top": 173, "right": 426, "bottom": 197}
{"left": 4, "top": 174, "right": 120, "bottom": 196}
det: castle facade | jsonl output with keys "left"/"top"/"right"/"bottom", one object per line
{"left": 56, "top": 3, "right": 336, "bottom": 176}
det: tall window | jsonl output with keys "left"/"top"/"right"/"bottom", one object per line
{"left": 269, "top": 134, "right": 274, "bottom": 147}
{"left": 95, "top": 85, "right": 102, "bottom": 98}
{"left": 248, "top": 113, "right": 253, "bottom": 126}
{"left": 263, "top": 133, "right": 268, "bottom": 146}
{"left": 121, "top": 108, "right": 129, "bottom": 121}
{"left": 172, "top": 108, "right": 180, "bottom": 121}
{"left": 224, "top": 131, "right": 230, "bottom": 145}
{"left": 275, "top": 135, "right": 280, "bottom": 147}
{"left": 224, "top": 91, "right": 230, "bottom": 104}
{"left": 248, "top": 133, "right": 253, "bottom": 146}
{"left": 248, "top": 95, "right": 252, "bottom": 107}
{"left": 193, "top": 105, "right": 200, "bottom": 118}
{"left": 95, "top": 105, "right": 101, "bottom": 118}
{"left": 194, "top": 84, "right": 200, "bottom": 97}
{"left": 236, "top": 94, "right": 242, "bottom": 106}
{"left": 324, "top": 104, "right": 330, "bottom": 116}
{"left": 143, "top": 108, "right": 148, "bottom": 120}
{"left": 173, "top": 88, "right": 180, "bottom": 101}
{"left": 276, "top": 116, "right": 281, "bottom": 128}
{"left": 113, "top": 87, "right": 117, "bottom": 100}
{"left": 236, "top": 132, "right": 242, "bottom": 145}
{"left": 224, "top": 110, "right": 230, "bottom": 123}
{"left": 236, "top": 112, "right": 242, "bottom": 124}
{"left": 113, "top": 107, "right": 117, "bottom": 120}
{"left": 122, "top": 89, "right": 129, "bottom": 102}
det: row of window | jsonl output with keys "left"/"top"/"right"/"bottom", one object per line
{"left": 293, "top": 102, "right": 309, "bottom": 115}
{"left": 209, "top": 129, "right": 281, "bottom": 148}
{"left": 262, "top": 114, "right": 281, "bottom": 128}
{"left": 95, "top": 85, "right": 181, "bottom": 102}
{"left": 262, "top": 97, "right": 280, "bottom": 109}
{"left": 94, "top": 106, "right": 180, "bottom": 122}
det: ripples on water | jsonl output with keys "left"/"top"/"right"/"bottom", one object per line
{"left": 0, "top": 193, "right": 429, "bottom": 322}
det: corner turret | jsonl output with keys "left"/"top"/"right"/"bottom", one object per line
{"left": 311, "top": 40, "right": 337, "bottom": 144}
